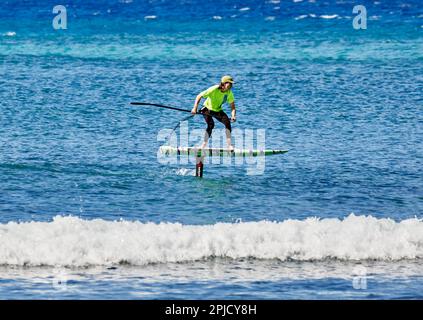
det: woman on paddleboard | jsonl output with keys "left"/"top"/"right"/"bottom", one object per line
{"left": 191, "top": 75, "right": 237, "bottom": 150}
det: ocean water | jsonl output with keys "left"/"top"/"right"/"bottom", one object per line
{"left": 0, "top": 0, "right": 422, "bottom": 299}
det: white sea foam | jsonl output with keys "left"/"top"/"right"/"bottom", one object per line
{"left": 4, "top": 31, "right": 16, "bottom": 37}
{"left": 320, "top": 14, "right": 339, "bottom": 19}
{"left": 0, "top": 214, "right": 422, "bottom": 267}
{"left": 144, "top": 15, "right": 157, "bottom": 20}
{"left": 175, "top": 168, "right": 195, "bottom": 176}
{"left": 295, "top": 15, "right": 308, "bottom": 20}
{"left": 239, "top": 7, "right": 250, "bottom": 12}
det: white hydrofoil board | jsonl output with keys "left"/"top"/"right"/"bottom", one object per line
{"left": 159, "top": 146, "right": 288, "bottom": 157}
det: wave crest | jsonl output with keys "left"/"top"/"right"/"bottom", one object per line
{"left": 0, "top": 214, "right": 422, "bottom": 267}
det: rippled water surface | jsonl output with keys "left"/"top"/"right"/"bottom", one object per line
{"left": 0, "top": 0, "right": 422, "bottom": 299}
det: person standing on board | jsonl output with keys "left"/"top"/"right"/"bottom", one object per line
{"left": 191, "top": 75, "right": 236, "bottom": 150}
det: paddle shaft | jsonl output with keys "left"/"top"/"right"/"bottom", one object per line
{"left": 130, "top": 102, "right": 235, "bottom": 123}
{"left": 130, "top": 102, "right": 196, "bottom": 114}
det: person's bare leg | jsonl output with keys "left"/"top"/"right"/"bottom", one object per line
{"left": 199, "top": 114, "right": 213, "bottom": 149}
{"left": 200, "top": 131, "right": 209, "bottom": 149}
{"left": 226, "top": 129, "right": 233, "bottom": 150}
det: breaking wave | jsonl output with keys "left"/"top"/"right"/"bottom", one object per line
{"left": 0, "top": 214, "right": 422, "bottom": 267}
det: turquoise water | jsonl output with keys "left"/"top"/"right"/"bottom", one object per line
{"left": 0, "top": 0, "right": 422, "bottom": 299}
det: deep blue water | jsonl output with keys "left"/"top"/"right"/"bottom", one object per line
{"left": 0, "top": 0, "right": 422, "bottom": 299}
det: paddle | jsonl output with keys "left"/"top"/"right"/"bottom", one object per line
{"left": 130, "top": 102, "right": 198, "bottom": 114}
{"left": 130, "top": 101, "right": 234, "bottom": 122}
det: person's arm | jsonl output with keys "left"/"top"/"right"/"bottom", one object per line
{"left": 230, "top": 102, "right": 236, "bottom": 122}
{"left": 191, "top": 93, "right": 203, "bottom": 114}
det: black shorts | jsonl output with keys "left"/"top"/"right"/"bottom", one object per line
{"left": 201, "top": 108, "right": 231, "bottom": 138}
